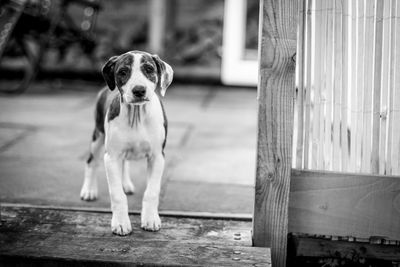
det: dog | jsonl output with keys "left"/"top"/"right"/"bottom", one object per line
{"left": 80, "top": 50, "right": 173, "bottom": 236}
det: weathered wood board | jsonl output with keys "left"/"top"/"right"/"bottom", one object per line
{"left": 289, "top": 234, "right": 400, "bottom": 262}
{"left": 254, "top": 0, "right": 298, "bottom": 266}
{"left": 0, "top": 206, "right": 270, "bottom": 267}
{"left": 289, "top": 169, "right": 400, "bottom": 240}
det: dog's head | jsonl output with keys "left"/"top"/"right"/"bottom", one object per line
{"left": 102, "top": 51, "right": 173, "bottom": 105}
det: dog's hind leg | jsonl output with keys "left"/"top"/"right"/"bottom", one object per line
{"left": 81, "top": 130, "right": 104, "bottom": 201}
{"left": 122, "top": 160, "right": 135, "bottom": 194}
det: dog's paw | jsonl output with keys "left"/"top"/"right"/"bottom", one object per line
{"left": 141, "top": 211, "right": 161, "bottom": 231}
{"left": 111, "top": 214, "right": 132, "bottom": 236}
{"left": 123, "top": 179, "right": 135, "bottom": 195}
{"left": 80, "top": 183, "right": 98, "bottom": 201}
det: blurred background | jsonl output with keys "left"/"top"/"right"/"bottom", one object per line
{"left": 0, "top": 0, "right": 259, "bottom": 215}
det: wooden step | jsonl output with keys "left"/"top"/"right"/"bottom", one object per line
{"left": 0, "top": 205, "right": 270, "bottom": 266}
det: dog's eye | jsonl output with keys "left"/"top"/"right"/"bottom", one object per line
{"left": 144, "top": 65, "right": 154, "bottom": 74}
{"left": 118, "top": 69, "right": 128, "bottom": 76}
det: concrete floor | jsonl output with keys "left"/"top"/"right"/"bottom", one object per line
{"left": 0, "top": 81, "right": 257, "bottom": 214}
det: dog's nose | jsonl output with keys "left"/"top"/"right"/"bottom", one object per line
{"left": 132, "top": 86, "right": 146, "bottom": 98}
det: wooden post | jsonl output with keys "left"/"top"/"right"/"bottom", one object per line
{"left": 253, "top": 1, "right": 298, "bottom": 267}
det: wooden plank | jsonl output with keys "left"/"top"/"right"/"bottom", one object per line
{"left": 303, "top": 0, "right": 313, "bottom": 169}
{"left": 341, "top": 0, "right": 350, "bottom": 172}
{"left": 323, "top": 0, "right": 335, "bottom": 171}
{"left": 253, "top": 1, "right": 298, "bottom": 267}
{"left": 0, "top": 202, "right": 253, "bottom": 221}
{"left": 295, "top": 0, "right": 307, "bottom": 169}
{"left": 0, "top": 206, "right": 271, "bottom": 267}
{"left": 290, "top": 235, "right": 400, "bottom": 261}
{"left": 361, "top": 0, "right": 375, "bottom": 173}
{"left": 379, "top": 0, "right": 391, "bottom": 175}
{"left": 289, "top": 169, "right": 400, "bottom": 240}
{"left": 332, "top": 0, "right": 343, "bottom": 171}
{"left": 371, "top": 0, "right": 384, "bottom": 174}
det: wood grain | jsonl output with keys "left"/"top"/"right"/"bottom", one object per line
{"left": 0, "top": 206, "right": 271, "bottom": 267}
{"left": 253, "top": 0, "right": 298, "bottom": 267}
{"left": 290, "top": 234, "right": 400, "bottom": 261}
{"left": 289, "top": 169, "right": 400, "bottom": 240}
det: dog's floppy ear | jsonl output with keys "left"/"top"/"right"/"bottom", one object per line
{"left": 102, "top": 56, "right": 118, "bottom": 90}
{"left": 152, "top": 55, "right": 173, "bottom": 97}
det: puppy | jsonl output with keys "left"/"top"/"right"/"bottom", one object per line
{"left": 80, "top": 50, "right": 173, "bottom": 235}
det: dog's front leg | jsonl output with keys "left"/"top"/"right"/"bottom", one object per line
{"left": 104, "top": 153, "right": 132, "bottom": 236}
{"left": 141, "top": 154, "right": 164, "bottom": 231}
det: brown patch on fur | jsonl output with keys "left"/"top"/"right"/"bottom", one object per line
{"left": 107, "top": 95, "right": 121, "bottom": 122}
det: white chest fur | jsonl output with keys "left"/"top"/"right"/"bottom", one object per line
{"left": 104, "top": 96, "right": 165, "bottom": 160}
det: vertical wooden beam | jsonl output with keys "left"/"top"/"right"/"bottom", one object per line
{"left": 253, "top": 1, "right": 298, "bottom": 267}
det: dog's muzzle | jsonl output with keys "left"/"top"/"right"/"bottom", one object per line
{"left": 128, "top": 86, "right": 149, "bottom": 104}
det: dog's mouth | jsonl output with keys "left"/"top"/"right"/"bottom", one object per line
{"left": 125, "top": 95, "right": 149, "bottom": 105}
{"left": 128, "top": 98, "right": 149, "bottom": 105}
